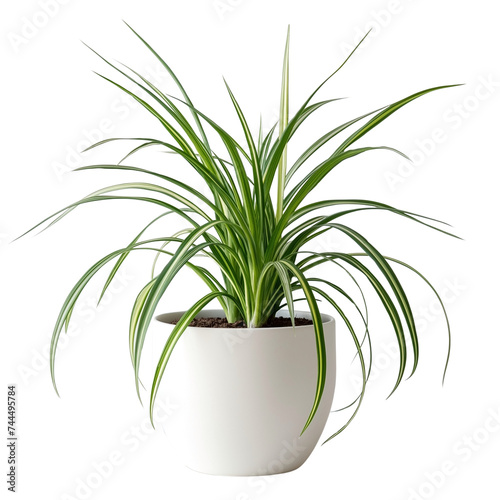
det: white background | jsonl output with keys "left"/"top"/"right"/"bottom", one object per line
{"left": 2, "top": 0, "right": 499, "bottom": 499}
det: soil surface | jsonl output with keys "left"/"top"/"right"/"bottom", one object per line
{"left": 170, "top": 316, "right": 313, "bottom": 329}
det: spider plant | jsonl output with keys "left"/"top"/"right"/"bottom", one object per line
{"left": 24, "top": 24, "right": 458, "bottom": 442}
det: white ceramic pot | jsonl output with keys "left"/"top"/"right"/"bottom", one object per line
{"left": 154, "top": 309, "right": 336, "bottom": 476}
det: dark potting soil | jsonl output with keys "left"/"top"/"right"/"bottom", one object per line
{"left": 169, "top": 316, "right": 313, "bottom": 329}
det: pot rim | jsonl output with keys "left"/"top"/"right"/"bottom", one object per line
{"left": 155, "top": 309, "right": 334, "bottom": 330}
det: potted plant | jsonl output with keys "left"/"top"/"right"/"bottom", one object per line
{"left": 23, "top": 24, "right": 458, "bottom": 475}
